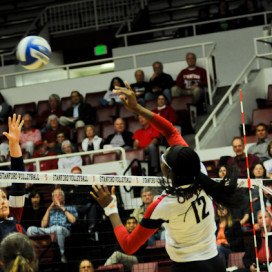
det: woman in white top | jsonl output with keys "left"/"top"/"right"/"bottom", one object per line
{"left": 81, "top": 125, "right": 103, "bottom": 152}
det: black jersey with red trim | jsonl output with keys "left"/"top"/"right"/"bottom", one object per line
{"left": 0, "top": 156, "right": 26, "bottom": 242}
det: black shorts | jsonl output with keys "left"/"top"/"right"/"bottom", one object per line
{"left": 172, "top": 254, "right": 226, "bottom": 272}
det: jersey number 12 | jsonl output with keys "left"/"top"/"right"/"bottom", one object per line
{"left": 191, "top": 196, "right": 209, "bottom": 224}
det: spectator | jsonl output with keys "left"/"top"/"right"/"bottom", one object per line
{"left": 79, "top": 259, "right": 94, "bottom": 272}
{"left": 99, "top": 77, "right": 125, "bottom": 106}
{"left": 130, "top": 187, "right": 160, "bottom": 246}
{"left": 264, "top": 141, "right": 272, "bottom": 178}
{"left": 251, "top": 162, "right": 266, "bottom": 199}
{"left": 104, "top": 118, "right": 133, "bottom": 149}
{"left": 81, "top": 125, "right": 103, "bottom": 152}
{"left": 215, "top": 205, "right": 243, "bottom": 265}
{"left": 36, "top": 94, "right": 63, "bottom": 129}
{"left": 0, "top": 93, "right": 10, "bottom": 123}
{"left": 133, "top": 116, "right": 160, "bottom": 174}
{"left": 196, "top": 7, "right": 214, "bottom": 35}
{"left": 248, "top": 123, "right": 270, "bottom": 163}
{"left": 20, "top": 114, "right": 42, "bottom": 157}
{"left": 27, "top": 188, "right": 78, "bottom": 263}
{"left": 0, "top": 233, "right": 36, "bottom": 272}
{"left": 227, "top": 137, "right": 260, "bottom": 178}
{"left": 242, "top": 210, "right": 272, "bottom": 272}
{"left": 64, "top": 166, "right": 97, "bottom": 234}
{"left": 145, "top": 61, "right": 173, "bottom": 103}
{"left": 213, "top": 0, "right": 234, "bottom": 31}
{"left": 130, "top": 70, "right": 150, "bottom": 105}
{"left": 58, "top": 140, "right": 83, "bottom": 169}
{"left": 217, "top": 165, "right": 229, "bottom": 178}
{"left": 152, "top": 94, "right": 177, "bottom": 124}
{"left": 30, "top": 140, "right": 58, "bottom": 171}
{"left": 104, "top": 217, "right": 147, "bottom": 271}
{"left": 50, "top": 130, "right": 67, "bottom": 155}
{"left": 171, "top": 52, "right": 208, "bottom": 105}
{"left": 43, "top": 114, "right": 70, "bottom": 149}
{"left": 21, "top": 190, "right": 46, "bottom": 230}
{"left": 59, "top": 90, "right": 96, "bottom": 128}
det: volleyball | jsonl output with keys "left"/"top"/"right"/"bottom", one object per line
{"left": 16, "top": 36, "right": 51, "bottom": 70}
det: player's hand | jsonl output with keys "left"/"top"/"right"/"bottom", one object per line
{"left": 113, "top": 82, "right": 139, "bottom": 113}
{"left": 3, "top": 114, "right": 24, "bottom": 144}
{"left": 91, "top": 185, "right": 115, "bottom": 208}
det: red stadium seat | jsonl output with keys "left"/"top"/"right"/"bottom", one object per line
{"left": 37, "top": 100, "right": 49, "bottom": 115}
{"left": 228, "top": 252, "right": 245, "bottom": 268}
{"left": 29, "top": 233, "right": 60, "bottom": 264}
{"left": 95, "top": 264, "right": 124, "bottom": 271}
{"left": 144, "top": 243, "right": 169, "bottom": 262}
{"left": 145, "top": 99, "right": 157, "bottom": 111}
{"left": 202, "top": 160, "right": 219, "bottom": 178}
{"left": 82, "top": 154, "right": 91, "bottom": 165}
{"left": 61, "top": 96, "right": 72, "bottom": 112}
{"left": 85, "top": 91, "right": 107, "bottom": 108}
{"left": 127, "top": 117, "right": 142, "bottom": 133}
{"left": 132, "top": 262, "right": 158, "bottom": 272}
{"left": 101, "top": 121, "right": 115, "bottom": 139}
{"left": 251, "top": 108, "right": 272, "bottom": 134}
{"left": 96, "top": 105, "right": 117, "bottom": 123}
{"left": 76, "top": 127, "right": 85, "bottom": 150}
{"left": 158, "top": 260, "right": 172, "bottom": 272}
{"left": 92, "top": 152, "right": 118, "bottom": 164}
{"left": 13, "top": 102, "right": 36, "bottom": 116}
{"left": 122, "top": 149, "right": 145, "bottom": 162}
{"left": 119, "top": 105, "right": 137, "bottom": 119}
{"left": 170, "top": 95, "right": 194, "bottom": 111}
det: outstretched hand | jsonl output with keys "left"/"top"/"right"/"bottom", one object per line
{"left": 114, "top": 82, "right": 139, "bottom": 113}
{"left": 90, "top": 185, "right": 115, "bottom": 208}
{"left": 3, "top": 114, "right": 24, "bottom": 144}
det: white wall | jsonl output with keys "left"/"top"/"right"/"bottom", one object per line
{"left": 113, "top": 26, "right": 266, "bottom": 87}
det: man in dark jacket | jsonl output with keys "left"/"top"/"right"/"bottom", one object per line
{"left": 59, "top": 90, "right": 96, "bottom": 128}
{"left": 104, "top": 118, "right": 133, "bottom": 149}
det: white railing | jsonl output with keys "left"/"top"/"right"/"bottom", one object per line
{"left": 0, "top": 41, "right": 216, "bottom": 103}
{"left": 116, "top": 11, "right": 272, "bottom": 46}
{"left": 0, "top": 0, "right": 146, "bottom": 66}
{"left": 194, "top": 35, "right": 272, "bottom": 150}
{"left": 0, "top": 147, "right": 127, "bottom": 172}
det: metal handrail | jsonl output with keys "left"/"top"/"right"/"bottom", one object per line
{"left": 116, "top": 11, "right": 272, "bottom": 46}
{"left": 0, "top": 147, "right": 127, "bottom": 173}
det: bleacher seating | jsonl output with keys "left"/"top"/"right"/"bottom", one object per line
{"left": 96, "top": 105, "right": 117, "bottom": 123}
{"left": 13, "top": 102, "right": 36, "bottom": 116}
{"left": 132, "top": 262, "right": 158, "bottom": 272}
{"left": 92, "top": 152, "right": 118, "bottom": 164}
{"left": 61, "top": 96, "right": 72, "bottom": 112}
{"left": 85, "top": 91, "right": 106, "bottom": 108}
{"left": 250, "top": 108, "right": 272, "bottom": 134}
{"left": 96, "top": 264, "right": 124, "bottom": 272}
{"left": 227, "top": 252, "right": 245, "bottom": 269}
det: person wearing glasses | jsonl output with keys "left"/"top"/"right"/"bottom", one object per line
{"left": 91, "top": 82, "right": 245, "bottom": 272}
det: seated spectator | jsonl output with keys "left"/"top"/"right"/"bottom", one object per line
{"left": 104, "top": 118, "right": 133, "bottom": 149}
{"left": 64, "top": 166, "right": 97, "bottom": 234}
{"left": 27, "top": 188, "right": 78, "bottom": 263}
{"left": 81, "top": 125, "right": 103, "bottom": 151}
{"left": 215, "top": 205, "right": 243, "bottom": 266}
{"left": 251, "top": 163, "right": 266, "bottom": 203}
{"left": 241, "top": 210, "right": 272, "bottom": 272}
{"left": 0, "top": 93, "right": 10, "bottom": 123}
{"left": 43, "top": 114, "right": 70, "bottom": 150}
{"left": 58, "top": 140, "right": 83, "bottom": 169}
{"left": 36, "top": 94, "right": 63, "bottom": 129}
{"left": 263, "top": 141, "right": 272, "bottom": 177}
{"left": 130, "top": 70, "right": 150, "bottom": 105}
{"left": 227, "top": 137, "right": 260, "bottom": 178}
{"left": 145, "top": 61, "right": 173, "bottom": 103}
{"left": 104, "top": 216, "right": 147, "bottom": 271}
{"left": 59, "top": 90, "right": 96, "bottom": 128}
{"left": 217, "top": 164, "right": 230, "bottom": 178}
{"left": 248, "top": 123, "right": 270, "bottom": 163}
{"left": 50, "top": 130, "right": 67, "bottom": 155}
{"left": 99, "top": 77, "right": 125, "bottom": 106}
{"left": 130, "top": 187, "right": 160, "bottom": 246}
{"left": 79, "top": 259, "right": 94, "bottom": 272}
{"left": 133, "top": 116, "right": 160, "bottom": 174}
{"left": 171, "top": 52, "right": 208, "bottom": 106}
{"left": 253, "top": 180, "right": 272, "bottom": 222}
{"left": 21, "top": 190, "right": 46, "bottom": 230}
{"left": 20, "top": 114, "right": 42, "bottom": 157}
{"left": 196, "top": 7, "right": 214, "bottom": 35}
{"left": 0, "top": 232, "right": 36, "bottom": 272}
{"left": 152, "top": 94, "right": 177, "bottom": 124}
{"left": 30, "top": 140, "right": 58, "bottom": 171}
{"left": 236, "top": 0, "right": 264, "bottom": 27}
{"left": 213, "top": 0, "right": 234, "bottom": 31}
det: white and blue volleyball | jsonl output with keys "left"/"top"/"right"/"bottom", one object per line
{"left": 16, "top": 36, "right": 51, "bottom": 70}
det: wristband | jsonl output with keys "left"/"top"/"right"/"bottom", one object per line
{"left": 104, "top": 195, "right": 118, "bottom": 216}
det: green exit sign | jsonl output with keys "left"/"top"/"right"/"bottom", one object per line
{"left": 94, "top": 45, "right": 107, "bottom": 56}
